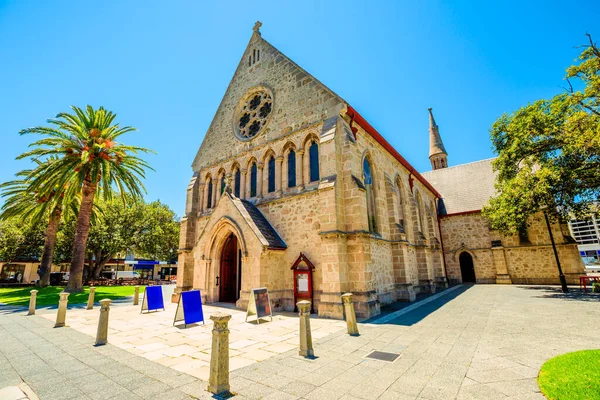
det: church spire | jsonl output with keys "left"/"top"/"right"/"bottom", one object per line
{"left": 428, "top": 108, "right": 448, "bottom": 170}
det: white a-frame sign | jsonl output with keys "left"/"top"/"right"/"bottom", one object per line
{"left": 245, "top": 287, "right": 273, "bottom": 324}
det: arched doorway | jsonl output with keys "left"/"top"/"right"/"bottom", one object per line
{"left": 459, "top": 252, "right": 476, "bottom": 283}
{"left": 219, "top": 234, "right": 241, "bottom": 302}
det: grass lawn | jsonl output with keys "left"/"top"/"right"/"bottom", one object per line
{"left": 538, "top": 349, "right": 600, "bottom": 400}
{"left": 0, "top": 286, "right": 144, "bottom": 307}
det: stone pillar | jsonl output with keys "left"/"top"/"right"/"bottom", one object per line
{"left": 297, "top": 300, "right": 314, "bottom": 358}
{"left": 86, "top": 287, "right": 96, "bottom": 310}
{"left": 54, "top": 292, "right": 69, "bottom": 328}
{"left": 297, "top": 149, "right": 305, "bottom": 189}
{"left": 341, "top": 293, "right": 359, "bottom": 336}
{"left": 208, "top": 312, "right": 232, "bottom": 395}
{"left": 203, "top": 181, "right": 210, "bottom": 210}
{"left": 257, "top": 163, "right": 264, "bottom": 198}
{"left": 134, "top": 286, "right": 140, "bottom": 305}
{"left": 95, "top": 299, "right": 112, "bottom": 346}
{"left": 240, "top": 171, "right": 247, "bottom": 199}
{"left": 275, "top": 156, "right": 283, "bottom": 196}
{"left": 211, "top": 181, "right": 217, "bottom": 208}
{"left": 216, "top": 176, "right": 222, "bottom": 203}
{"left": 27, "top": 290, "right": 38, "bottom": 316}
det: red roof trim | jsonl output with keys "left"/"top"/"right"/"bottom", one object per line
{"left": 346, "top": 106, "right": 442, "bottom": 198}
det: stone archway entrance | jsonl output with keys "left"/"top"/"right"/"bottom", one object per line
{"left": 219, "top": 233, "right": 241, "bottom": 303}
{"left": 459, "top": 252, "right": 476, "bottom": 283}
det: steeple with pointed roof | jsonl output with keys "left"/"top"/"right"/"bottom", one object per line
{"left": 428, "top": 108, "right": 448, "bottom": 170}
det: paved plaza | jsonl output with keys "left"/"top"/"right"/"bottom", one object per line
{"left": 0, "top": 284, "right": 599, "bottom": 399}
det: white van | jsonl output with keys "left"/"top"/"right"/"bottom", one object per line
{"left": 115, "top": 271, "right": 141, "bottom": 280}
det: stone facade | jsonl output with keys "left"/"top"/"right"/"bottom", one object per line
{"left": 440, "top": 212, "right": 584, "bottom": 285}
{"left": 176, "top": 27, "right": 444, "bottom": 319}
{"left": 177, "top": 25, "right": 584, "bottom": 321}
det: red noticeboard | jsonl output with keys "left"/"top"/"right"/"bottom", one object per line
{"left": 291, "top": 253, "right": 315, "bottom": 313}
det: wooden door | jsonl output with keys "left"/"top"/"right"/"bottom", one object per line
{"left": 219, "top": 235, "right": 238, "bottom": 302}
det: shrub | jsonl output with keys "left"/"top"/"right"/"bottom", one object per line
{"left": 592, "top": 282, "right": 600, "bottom": 293}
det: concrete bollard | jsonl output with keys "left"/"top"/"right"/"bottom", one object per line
{"left": 86, "top": 287, "right": 96, "bottom": 310}
{"left": 341, "top": 293, "right": 360, "bottom": 336}
{"left": 297, "top": 300, "right": 314, "bottom": 358}
{"left": 133, "top": 285, "right": 140, "bottom": 306}
{"left": 27, "top": 290, "right": 38, "bottom": 316}
{"left": 208, "top": 312, "right": 232, "bottom": 395}
{"left": 95, "top": 299, "right": 112, "bottom": 346}
{"left": 54, "top": 292, "right": 69, "bottom": 328}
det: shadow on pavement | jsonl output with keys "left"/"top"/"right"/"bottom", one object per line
{"left": 365, "top": 284, "right": 473, "bottom": 326}
{"left": 517, "top": 285, "right": 600, "bottom": 302}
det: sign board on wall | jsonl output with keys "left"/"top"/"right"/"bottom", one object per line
{"left": 173, "top": 290, "right": 204, "bottom": 328}
{"left": 245, "top": 287, "right": 273, "bottom": 324}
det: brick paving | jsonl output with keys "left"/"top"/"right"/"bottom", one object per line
{"left": 1, "top": 285, "right": 598, "bottom": 399}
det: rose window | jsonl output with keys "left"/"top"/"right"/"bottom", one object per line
{"left": 235, "top": 89, "right": 273, "bottom": 140}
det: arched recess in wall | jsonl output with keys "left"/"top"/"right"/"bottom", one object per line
{"left": 415, "top": 190, "right": 425, "bottom": 234}
{"left": 303, "top": 133, "right": 320, "bottom": 183}
{"left": 231, "top": 162, "right": 241, "bottom": 198}
{"left": 205, "top": 173, "right": 213, "bottom": 209}
{"left": 458, "top": 251, "right": 476, "bottom": 283}
{"left": 395, "top": 175, "right": 406, "bottom": 232}
{"left": 362, "top": 152, "right": 377, "bottom": 233}
{"left": 217, "top": 168, "right": 226, "bottom": 197}
{"left": 246, "top": 158, "right": 258, "bottom": 198}
{"left": 282, "top": 142, "right": 297, "bottom": 188}
{"left": 262, "top": 148, "right": 277, "bottom": 194}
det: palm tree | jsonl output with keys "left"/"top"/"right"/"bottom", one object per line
{"left": 19, "top": 106, "right": 153, "bottom": 292}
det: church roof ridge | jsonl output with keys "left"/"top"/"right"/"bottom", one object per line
{"left": 422, "top": 157, "right": 497, "bottom": 175}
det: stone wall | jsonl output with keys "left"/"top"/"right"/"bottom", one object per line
{"left": 440, "top": 211, "right": 585, "bottom": 284}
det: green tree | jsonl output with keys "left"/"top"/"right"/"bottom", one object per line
{"left": 483, "top": 34, "right": 600, "bottom": 234}
{"left": 135, "top": 200, "right": 180, "bottom": 263}
{"left": 0, "top": 217, "right": 45, "bottom": 264}
{"left": 0, "top": 160, "right": 81, "bottom": 287}
{"left": 19, "top": 106, "right": 153, "bottom": 292}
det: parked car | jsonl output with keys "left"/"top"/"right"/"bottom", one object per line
{"left": 115, "top": 271, "right": 141, "bottom": 280}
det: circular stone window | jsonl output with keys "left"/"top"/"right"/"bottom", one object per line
{"left": 233, "top": 86, "right": 273, "bottom": 141}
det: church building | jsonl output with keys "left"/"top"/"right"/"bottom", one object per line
{"left": 176, "top": 24, "right": 584, "bottom": 319}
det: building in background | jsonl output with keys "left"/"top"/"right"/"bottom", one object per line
{"left": 569, "top": 213, "right": 600, "bottom": 270}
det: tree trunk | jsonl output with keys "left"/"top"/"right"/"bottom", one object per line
{"left": 93, "top": 253, "right": 112, "bottom": 278}
{"left": 37, "top": 206, "right": 62, "bottom": 288}
{"left": 66, "top": 180, "right": 97, "bottom": 293}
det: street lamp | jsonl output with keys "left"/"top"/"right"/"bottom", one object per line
{"left": 540, "top": 205, "right": 569, "bottom": 293}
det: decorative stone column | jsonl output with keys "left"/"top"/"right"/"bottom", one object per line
{"left": 28, "top": 290, "right": 38, "bottom": 316}
{"left": 208, "top": 312, "right": 232, "bottom": 395}
{"left": 275, "top": 156, "right": 283, "bottom": 196}
{"left": 198, "top": 183, "right": 205, "bottom": 213}
{"left": 341, "top": 293, "right": 360, "bottom": 336}
{"left": 257, "top": 163, "right": 264, "bottom": 198}
{"left": 203, "top": 181, "right": 210, "bottom": 210}
{"left": 134, "top": 286, "right": 140, "bottom": 305}
{"left": 95, "top": 299, "right": 112, "bottom": 346}
{"left": 86, "top": 287, "right": 96, "bottom": 310}
{"left": 297, "top": 300, "right": 314, "bottom": 357}
{"left": 54, "top": 292, "right": 69, "bottom": 328}
{"left": 297, "top": 149, "right": 305, "bottom": 190}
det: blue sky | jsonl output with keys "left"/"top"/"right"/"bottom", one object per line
{"left": 1, "top": 1, "right": 598, "bottom": 216}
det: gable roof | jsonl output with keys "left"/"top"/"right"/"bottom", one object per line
{"left": 421, "top": 158, "right": 497, "bottom": 215}
{"left": 229, "top": 194, "right": 286, "bottom": 250}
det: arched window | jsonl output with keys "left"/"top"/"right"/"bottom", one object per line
{"left": 268, "top": 156, "right": 276, "bottom": 193}
{"left": 287, "top": 149, "right": 296, "bottom": 188}
{"left": 206, "top": 177, "right": 213, "bottom": 209}
{"left": 309, "top": 141, "right": 319, "bottom": 182}
{"left": 363, "top": 157, "right": 377, "bottom": 233}
{"left": 220, "top": 175, "right": 225, "bottom": 194}
{"left": 250, "top": 162, "right": 257, "bottom": 197}
{"left": 396, "top": 179, "right": 405, "bottom": 229}
{"left": 234, "top": 169, "right": 241, "bottom": 198}
{"left": 416, "top": 193, "right": 424, "bottom": 233}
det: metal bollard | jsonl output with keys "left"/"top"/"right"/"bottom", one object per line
{"left": 54, "top": 292, "right": 69, "bottom": 328}
{"left": 28, "top": 290, "right": 38, "bottom": 316}
{"left": 133, "top": 285, "right": 140, "bottom": 306}
{"left": 95, "top": 299, "right": 112, "bottom": 346}
{"left": 86, "top": 287, "right": 96, "bottom": 310}
{"left": 341, "top": 293, "right": 360, "bottom": 336}
{"left": 208, "top": 312, "right": 232, "bottom": 395}
{"left": 297, "top": 300, "right": 314, "bottom": 358}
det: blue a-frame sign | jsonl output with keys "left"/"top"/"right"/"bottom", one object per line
{"left": 173, "top": 290, "right": 205, "bottom": 328}
{"left": 141, "top": 286, "right": 165, "bottom": 313}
